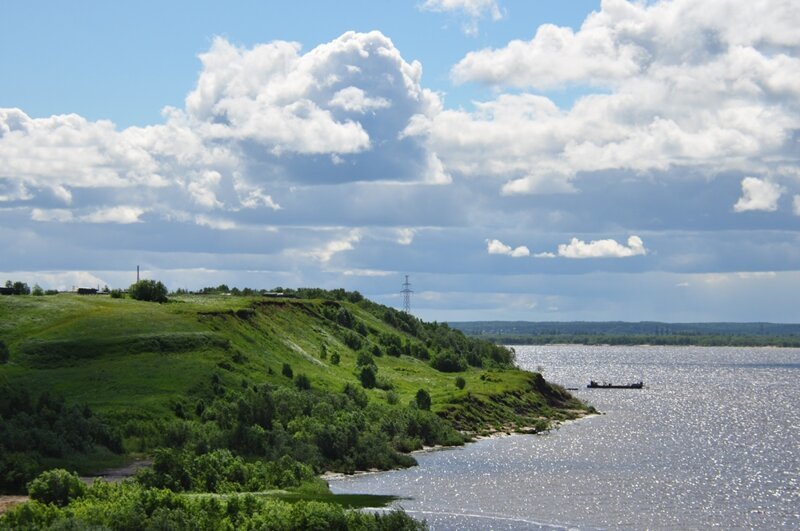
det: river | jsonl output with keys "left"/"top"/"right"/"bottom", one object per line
{"left": 329, "top": 345, "right": 800, "bottom": 529}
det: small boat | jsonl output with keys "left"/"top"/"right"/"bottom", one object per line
{"left": 587, "top": 380, "right": 643, "bottom": 389}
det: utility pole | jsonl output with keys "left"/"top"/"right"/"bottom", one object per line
{"left": 401, "top": 275, "right": 412, "bottom": 314}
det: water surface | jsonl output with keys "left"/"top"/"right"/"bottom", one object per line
{"left": 330, "top": 345, "right": 800, "bottom": 529}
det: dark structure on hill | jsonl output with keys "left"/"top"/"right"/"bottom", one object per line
{"left": 76, "top": 288, "right": 99, "bottom": 295}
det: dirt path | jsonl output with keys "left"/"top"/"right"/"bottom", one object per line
{"left": 0, "top": 460, "right": 152, "bottom": 516}
{"left": 0, "top": 496, "right": 28, "bottom": 515}
{"left": 81, "top": 459, "right": 152, "bottom": 484}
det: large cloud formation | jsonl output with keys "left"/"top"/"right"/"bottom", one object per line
{"left": 432, "top": 0, "right": 800, "bottom": 196}
{"left": 0, "top": 31, "right": 447, "bottom": 227}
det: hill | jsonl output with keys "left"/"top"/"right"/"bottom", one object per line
{"left": 450, "top": 321, "right": 800, "bottom": 347}
{"left": 0, "top": 289, "right": 588, "bottom": 496}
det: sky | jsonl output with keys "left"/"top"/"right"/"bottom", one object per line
{"left": 1, "top": 0, "right": 799, "bottom": 322}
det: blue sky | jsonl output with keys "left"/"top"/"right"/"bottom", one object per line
{"left": 1, "top": 0, "right": 799, "bottom": 322}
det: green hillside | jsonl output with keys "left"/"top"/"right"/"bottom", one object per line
{"left": 0, "top": 289, "right": 588, "bottom": 508}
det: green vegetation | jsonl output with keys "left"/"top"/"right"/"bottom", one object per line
{"left": 128, "top": 279, "right": 169, "bottom": 303}
{"left": 2, "top": 473, "right": 424, "bottom": 530}
{"left": 0, "top": 287, "right": 588, "bottom": 528}
{"left": 452, "top": 320, "right": 800, "bottom": 347}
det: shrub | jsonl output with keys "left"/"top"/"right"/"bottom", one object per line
{"left": 281, "top": 363, "right": 293, "bottom": 379}
{"left": 27, "top": 469, "right": 86, "bottom": 507}
{"left": 455, "top": 376, "right": 466, "bottom": 390}
{"left": 343, "top": 332, "right": 362, "bottom": 350}
{"left": 430, "top": 351, "right": 467, "bottom": 373}
{"left": 31, "top": 284, "right": 44, "bottom": 296}
{"left": 356, "top": 351, "right": 375, "bottom": 368}
{"left": 128, "top": 279, "right": 168, "bottom": 303}
{"left": 0, "top": 340, "right": 8, "bottom": 364}
{"left": 330, "top": 353, "right": 340, "bottom": 365}
{"left": 109, "top": 289, "right": 124, "bottom": 299}
{"left": 359, "top": 366, "right": 376, "bottom": 389}
{"left": 294, "top": 374, "right": 311, "bottom": 391}
{"left": 415, "top": 389, "right": 432, "bottom": 411}
{"left": 385, "top": 390, "right": 399, "bottom": 405}
{"left": 319, "top": 343, "right": 328, "bottom": 360}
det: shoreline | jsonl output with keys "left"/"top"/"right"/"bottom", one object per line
{"left": 323, "top": 411, "right": 598, "bottom": 483}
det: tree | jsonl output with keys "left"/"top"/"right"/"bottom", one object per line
{"left": 128, "top": 279, "right": 168, "bottom": 303}
{"left": 281, "top": 363, "right": 293, "bottom": 379}
{"left": 8, "top": 281, "right": 30, "bottom": 295}
{"left": 415, "top": 389, "right": 431, "bottom": 410}
{"left": 0, "top": 340, "right": 9, "bottom": 364}
{"left": 359, "top": 366, "right": 376, "bottom": 389}
{"left": 294, "top": 374, "right": 311, "bottom": 391}
{"left": 31, "top": 284, "right": 44, "bottom": 296}
{"left": 27, "top": 469, "right": 86, "bottom": 507}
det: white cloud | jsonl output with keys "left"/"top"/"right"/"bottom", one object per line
{"left": 396, "top": 228, "right": 416, "bottom": 245}
{"left": 339, "top": 268, "right": 394, "bottom": 277}
{"left": 81, "top": 206, "right": 146, "bottom": 224}
{"left": 303, "top": 229, "right": 362, "bottom": 263}
{"left": 31, "top": 208, "right": 74, "bottom": 222}
{"left": 794, "top": 195, "right": 800, "bottom": 216}
{"left": 433, "top": 0, "right": 800, "bottom": 195}
{"left": 195, "top": 214, "right": 238, "bottom": 231}
{"left": 30, "top": 206, "right": 146, "bottom": 224}
{"left": 329, "top": 87, "right": 391, "bottom": 113}
{"left": 420, "top": 0, "right": 503, "bottom": 35}
{"left": 540, "top": 235, "right": 647, "bottom": 259}
{"left": 733, "top": 177, "right": 783, "bottom": 212}
{"left": 487, "top": 238, "right": 530, "bottom": 257}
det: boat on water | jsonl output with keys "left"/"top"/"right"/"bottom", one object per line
{"left": 587, "top": 380, "right": 644, "bottom": 389}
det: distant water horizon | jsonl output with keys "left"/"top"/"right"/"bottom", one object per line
{"left": 330, "top": 345, "right": 800, "bottom": 529}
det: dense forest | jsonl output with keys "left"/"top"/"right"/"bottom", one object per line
{"left": 450, "top": 321, "right": 800, "bottom": 347}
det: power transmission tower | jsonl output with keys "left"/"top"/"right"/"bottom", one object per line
{"left": 401, "top": 275, "right": 413, "bottom": 314}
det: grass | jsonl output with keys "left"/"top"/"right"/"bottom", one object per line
{"left": 0, "top": 293, "right": 587, "bottom": 438}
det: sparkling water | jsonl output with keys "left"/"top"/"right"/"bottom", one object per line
{"left": 329, "top": 345, "right": 800, "bottom": 529}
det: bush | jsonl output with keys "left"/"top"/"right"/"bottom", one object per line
{"left": 294, "top": 374, "right": 311, "bottom": 391}
{"left": 343, "top": 332, "right": 362, "bottom": 351}
{"left": 359, "top": 366, "right": 377, "bottom": 389}
{"left": 282, "top": 363, "right": 294, "bottom": 379}
{"left": 0, "top": 340, "right": 8, "bottom": 364}
{"left": 415, "top": 389, "right": 432, "bottom": 411}
{"left": 330, "top": 353, "right": 340, "bottom": 365}
{"left": 430, "top": 351, "right": 467, "bottom": 373}
{"left": 128, "top": 279, "right": 168, "bottom": 303}
{"left": 455, "top": 376, "right": 466, "bottom": 390}
{"left": 31, "top": 284, "right": 44, "bottom": 296}
{"left": 110, "top": 289, "right": 124, "bottom": 299}
{"left": 27, "top": 469, "right": 86, "bottom": 507}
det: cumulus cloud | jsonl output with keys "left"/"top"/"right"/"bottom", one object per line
{"left": 303, "top": 229, "right": 362, "bottom": 263}
{"left": 329, "top": 87, "right": 391, "bottom": 113}
{"left": 31, "top": 208, "right": 74, "bottom": 223}
{"left": 420, "top": 0, "right": 503, "bottom": 35}
{"left": 0, "top": 29, "right": 446, "bottom": 245}
{"left": 81, "top": 206, "right": 146, "bottom": 224}
{"left": 733, "top": 177, "right": 783, "bottom": 212}
{"left": 396, "top": 228, "right": 416, "bottom": 245}
{"left": 433, "top": 0, "right": 800, "bottom": 195}
{"left": 487, "top": 238, "right": 530, "bottom": 257}
{"left": 31, "top": 206, "right": 146, "bottom": 224}
{"left": 536, "top": 235, "right": 647, "bottom": 259}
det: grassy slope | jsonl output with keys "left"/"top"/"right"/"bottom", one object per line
{"left": 0, "top": 294, "right": 586, "bottom": 448}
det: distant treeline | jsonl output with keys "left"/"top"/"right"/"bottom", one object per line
{"left": 450, "top": 321, "right": 800, "bottom": 347}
